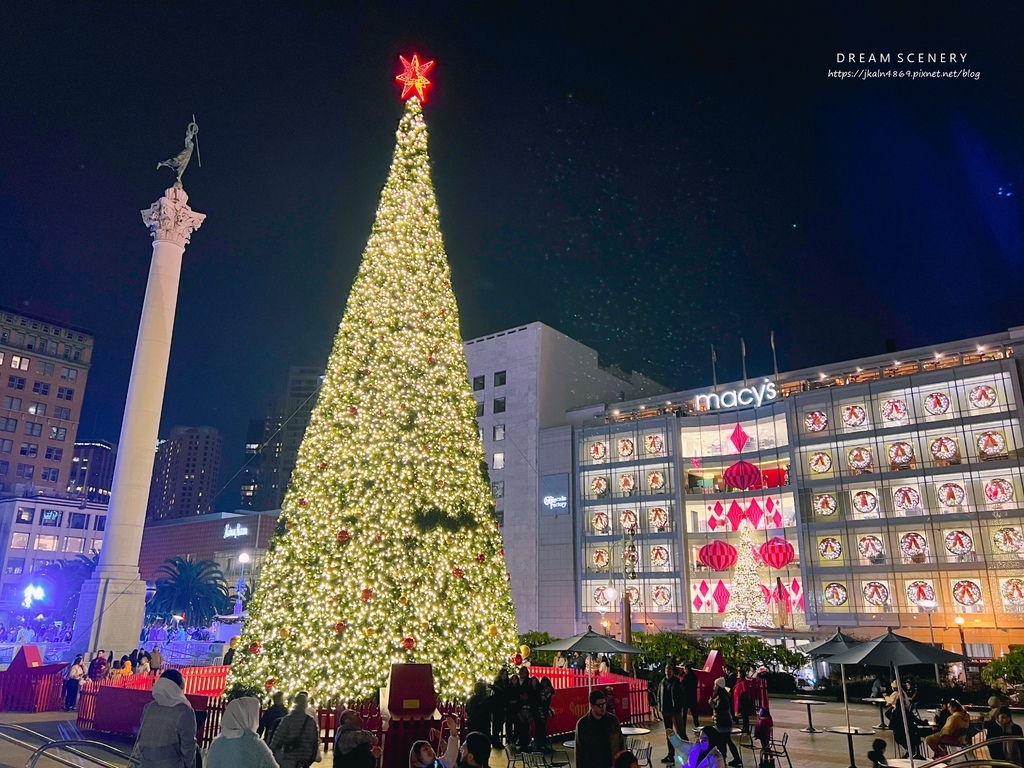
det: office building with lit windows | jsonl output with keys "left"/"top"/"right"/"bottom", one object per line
{"left": 146, "top": 426, "right": 223, "bottom": 520}
{"left": 0, "top": 492, "right": 107, "bottom": 616}
{"left": 567, "top": 326, "right": 1024, "bottom": 658}
{"left": 0, "top": 307, "right": 93, "bottom": 495}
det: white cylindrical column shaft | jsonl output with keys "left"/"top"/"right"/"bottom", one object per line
{"left": 98, "top": 238, "right": 184, "bottom": 577}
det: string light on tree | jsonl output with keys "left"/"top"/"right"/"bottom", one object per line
{"left": 229, "top": 55, "right": 517, "bottom": 702}
{"left": 721, "top": 521, "right": 774, "bottom": 631}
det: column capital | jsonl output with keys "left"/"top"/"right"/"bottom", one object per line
{"left": 141, "top": 185, "right": 206, "bottom": 248}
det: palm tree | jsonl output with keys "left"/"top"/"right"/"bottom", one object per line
{"left": 33, "top": 552, "right": 101, "bottom": 624}
{"left": 149, "top": 556, "right": 231, "bottom": 629}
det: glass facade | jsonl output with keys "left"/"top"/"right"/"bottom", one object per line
{"left": 573, "top": 347, "right": 1024, "bottom": 646}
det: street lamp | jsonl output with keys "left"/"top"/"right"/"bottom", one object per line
{"left": 234, "top": 552, "right": 251, "bottom": 614}
{"left": 954, "top": 615, "right": 969, "bottom": 684}
{"left": 917, "top": 599, "right": 941, "bottom": 684}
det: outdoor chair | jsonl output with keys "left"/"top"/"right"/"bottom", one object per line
{"left": 763, "top": 732, "right": 793, "bottom": 768}
{"left": 632, "top": 741, "right": 653, "bottom": 768}
{"left": 548, "top": 748, "right": 572, "bottom": 768}
{"left": 505, "top": 744, "right": 525, "bottom": 768}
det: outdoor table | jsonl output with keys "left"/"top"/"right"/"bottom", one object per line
{"left": 622, "top": 726, "right": 652, "bottom": 735}
{"left": 863, "top": 697, "right": 891, "bottom": 729}
{"left": 792, "top": 699, "right": 828, "bottom": 733}
{"left": 827, "top": 727, "right": 875, "bottom": 736}
{"left": 888, "top": 761, "right": 946, "bottom": 768}
{"left": 563, "top": 740, "right": 575, "bottom": 749}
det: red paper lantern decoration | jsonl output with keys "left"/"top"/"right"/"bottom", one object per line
{"left": 360, "top": 588, "right": 374, "bottom": 602}
{"left": 723, "top": 460, "right": 763, "bottom": 491}
{"left": 335, "top": 621, "right": 347, "bottom": 634}
{"left": 248, "top": 642, "right": 262, "bottom": 655}
{"left": 698, "top": 540, "right": 738, "bottom": 571}
{"left": 402, "top": 636, "right": 416, "bottom": 651}
{"left": 264, "top": 678, "right": 276, "bottom": 690}
{"left": 758, "top": 537, "right": 796, "bottom": 570}
{"left": 337, "top": 529, "right": 351, "bottom": 543}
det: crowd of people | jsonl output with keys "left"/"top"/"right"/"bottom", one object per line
{"left": 61, "top": 646, "right": 166, "bottom": 710}
{"left": 130, "top": 677, "right": 494, "bottom": 768}
{"left": 0, "top": 621, "right": 74, "bottom": 644}
{"left": 656, "top": 663, "right": 762, "bottom": 768}
{"left": 865, "top": 674, "right": 1024, "bottom": 766}
{"left": 482, "top": 666, "right": 557, "bottom": 751}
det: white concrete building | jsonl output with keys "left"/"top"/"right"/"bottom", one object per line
{"left": 463, "top": 322, "right": 668, "bottom": 633}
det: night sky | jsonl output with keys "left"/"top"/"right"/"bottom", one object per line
{"left": 1, "top": 2, "right": 1021, "bottom": 509}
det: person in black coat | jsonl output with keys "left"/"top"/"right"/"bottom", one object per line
{"left": 466, "top": 682, "right": 491, "bottom": 737}
{"left": 680, "top": 663, "right": 701, "bottom": 730}
{"left": 490, "top": 669, "right": 511, "bottom": 749}
{"left": 986, "top": 707, "right": 1024, "bottom": 766}
{"left": 258, "top": 691, "right": 289, "bottom": 744}
{"left": 659, "top": 664, "right": 685, "bottom": 762}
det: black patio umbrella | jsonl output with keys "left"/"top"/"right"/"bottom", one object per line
{"left": 800, "top": 628, "right": 862, "bottom": 658}
{"left": 825, "top": 629, "right": 967, "bottom": 768}
{"left": 533, "top": 626, "right": 646, "bottom": 693}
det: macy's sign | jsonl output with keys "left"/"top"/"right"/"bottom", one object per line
{"left": 694, "top": 379, "right": 778, "bottom": 411}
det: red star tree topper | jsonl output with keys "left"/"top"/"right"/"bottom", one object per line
{"left": 396, "top": 53, "right": 435, "bottom": 102}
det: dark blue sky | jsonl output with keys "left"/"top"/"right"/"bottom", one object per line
{"left": 0, "top": 1, "right": 1021, "bottom": 509}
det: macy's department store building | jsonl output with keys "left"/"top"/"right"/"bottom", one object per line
{"left": 552, "top": 326, "right": 1024, "bottom": 658}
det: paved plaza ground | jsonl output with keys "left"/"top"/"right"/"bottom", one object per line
{"left": 0, "top": 698, "right": 898, "bottom": 768}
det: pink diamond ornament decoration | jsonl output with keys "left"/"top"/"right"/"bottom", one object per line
{"left": 713, "top": 580, "right": 731, "bottom": 613}
{"left": 746, "top": 498, "right": 764, "bottom": 529}
{"left": 730, "top": 423, "right": 751, "bottom": 452}
{"left": 726, "top": 500, "right": 745, "bottom": 531}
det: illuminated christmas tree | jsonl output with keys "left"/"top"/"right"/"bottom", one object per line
{"left": 230, "top": 56, "right": 518, "bottom": 702}
{"left": 721, "top": 522, "right": 773, "bottom": 631}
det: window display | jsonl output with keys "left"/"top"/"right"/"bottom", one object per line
{"left": 851, "top": 490, "right": 878, "bottom": 516}
{"left": 887, "top": 441, "right": 915, "bottom": 466}
{"left": 823, "top": 582, "right": 848, "bottom": 607}
{"left": 893, "top": 486, "right": 922, "bottom": 512}
{"left": 929, "top": 436, "right": 959, "bottom": 461}
{"left": 969, "top": 384, "right": 998, "bottom": 409}
{"left": 818, "top": 537, "right": 842, "bottom": 560}
{"left": 906, "top": 580, "right": 935, "bottom": 605}
{"left": 842, "top": 404, "right": 867, "bottom": 427}
{"left": 644, "top": 433, "right": 665, "bottom": 455}
{"left": 617, "top": 438, "right": 635, "bottom": 458}
{"left": 992, "top": 526, "right": 1024, "bottom": 554}
{"left": 937, "top": 482, "right": 967, "bottom": 507}
{"left": 1000, "top": 578, "right": 1024, "bottom": 606}
{"left": 952, "top": 579, "right": 983, "bottom": 606}
{"left": 984, "top": 477, "right": 1014, "bottom": 504}
{"left": 863, "top": 581, "right": 891, "bottom": 607}
{"left": 804, "top": 411, "right": 828, "bottom": 432}
{"left": 590, "top": 441, "right": 608, "bottom": 461}
{"left": 847, "top": 446, "right": 873, "bottom": 471}
{"left": 813, "top": 493, "right": 838, "bottom": 516}
{"left": 809, "top": 451, "right": 833, "bottom": 474}
{"left": 977, "top": 430, "right": 1007, "bottom": 457}
{"left": 899, "top": 532, "right": 929, "bottom": 562}
{"left": 882, "top": 398, "right": 909, "bottom": 423}
{"left": 944, "top": 529, "right": 974, "bottom": 555}
{"left": 924, "top": 391, "right": 951, "bottom": 415}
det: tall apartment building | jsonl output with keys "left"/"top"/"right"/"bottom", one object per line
{"left": 238, "top": 419, "right": 264, "bottom": 509}
{"left": 67, "top": 440, "right": 117, "bottom": 501}
{"left": 0, "top": 307, "right": 93, "bottom": 496}
{"left": 245, "top": 366, "right": 323, "bottom": 510}
{"left": 146, "top": 426, "right": 223, "bottom": 520}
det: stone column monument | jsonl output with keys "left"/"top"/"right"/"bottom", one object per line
{"left": 73, "top": 122, "right": 206, "bottom": 654}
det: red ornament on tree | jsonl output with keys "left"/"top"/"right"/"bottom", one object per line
{"left": 248, "top": 642, "right": 262, "bottom": 655}
{"left": 476, "top": 553, "right": 486, "bottom": 563}
{"left": 498, "top": 548, "right": 504, "bottom": 557}
{"left": 264, "top": 678, "right": 276, "bottom": 691}
{"left": 335, "top": 621, "right": 347, "bottom": 634}
{"left": 298, "top": 498, "right": 307, "bottom": 507}
{"left": 511, "top": 653, "right": 523, "bottom": 665}
{"left": 698, "top": 540, "right": 738, "bottom": 571}
{"left": 360, "top": 588, "right": 374, "bottom": 602}
{"left": 361, "top": 369, "right": 370, "bottom": 376}
{"left": 427, "top": 356, "right": 435, "bottom": 364}
{"left": 758, "top": 537, "right": 795, "bottom": 570}
{"left": 318, "top": 462, "right": 327, "bottom": 471}
{"left": 375, "top": 533, "right": 384, "bottom": 542}
{"left": 337, "top": 529, "right": 351, "bottom": 543}
{"left": 349, "top": 406, "right": 359, "bottom": 415}
{"left": 452, "top": 567, "right": 464, "bottom": 578}
{"left": 401, "top": 636, "right": 416, "bottom": 651}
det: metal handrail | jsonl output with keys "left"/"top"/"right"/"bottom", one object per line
{"left": 0, "top": 724, "right": 130, "bottom": 768}
{"left": 26, "top": 739, "right": 132, "bottom": 768}
{"left": 912, "top": 734, "right": 1024, "bottom": 767}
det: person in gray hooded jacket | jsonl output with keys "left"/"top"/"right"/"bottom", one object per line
{"left": 135, "top": 670, "right": 197, "bottom": 768}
